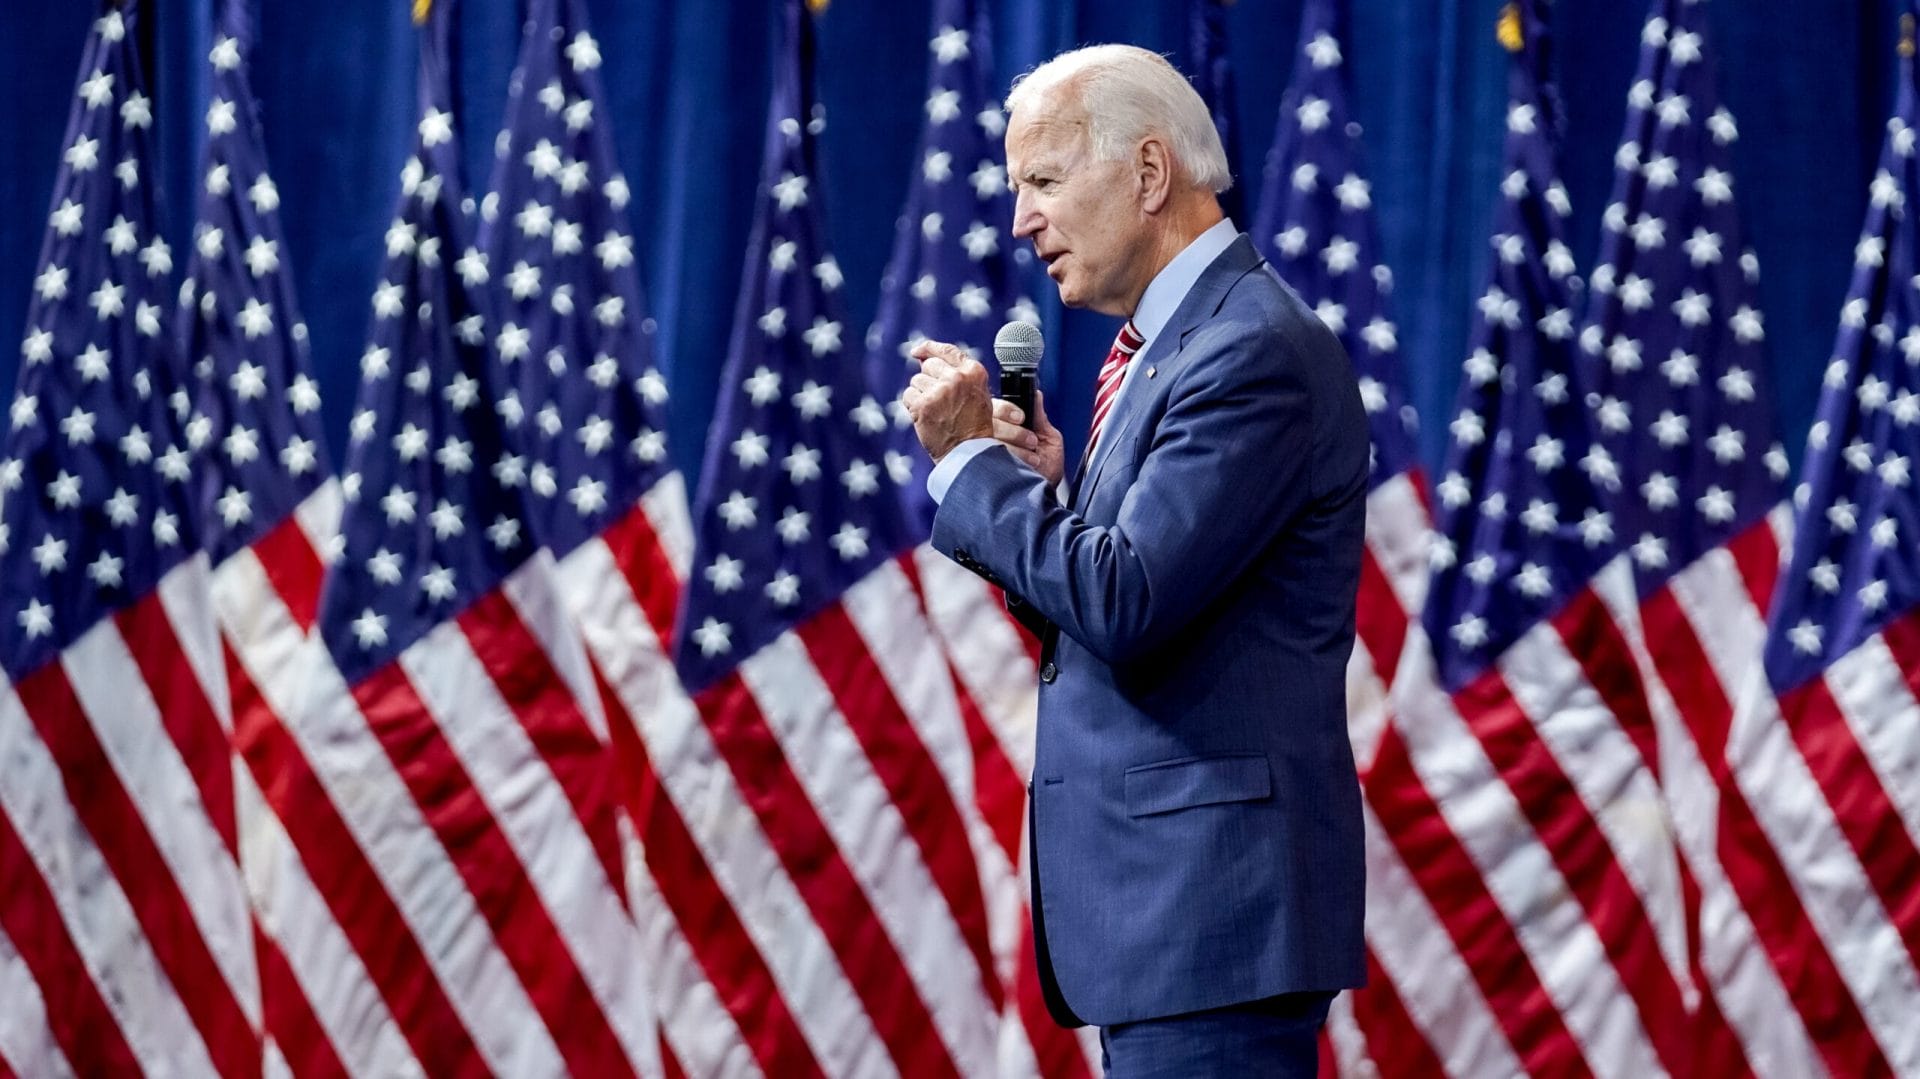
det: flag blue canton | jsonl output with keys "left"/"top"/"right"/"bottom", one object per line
{"left": 0, "top": 7, "right": 199, "bottom": 681}
{"left": 317, "top": 23, "right": 536, "bottom": 683}
{"left": 1250, "top": 0, "right": 1416, "bottom": 489}
{"left": 178, "top": 0, "right": 332, "bottom": 564}
{"left": 675, "top": 0, "right": 912, "bottom": 692}
{"left": 1764, "top": 40, "right": 1920, "bottom": 693}
{"left": 479, "top": 0, "right": 672, "bottom": 561}
{"left": 1580, "top": 0, "right": 1785, "bottom": 598}
{"left": 863, "top": 0, "right": 1035, "bottom": 537}
{"left": 1423, "top": 0, "right": 1615, "bottom": 692}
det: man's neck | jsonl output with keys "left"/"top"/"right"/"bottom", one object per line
{"left": 1123, "top": 202, "right": 1227, "bottom": 317}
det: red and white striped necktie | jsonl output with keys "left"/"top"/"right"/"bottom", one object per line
{"left": 1087, "top": 319, "right": 1145, "bottom": 455}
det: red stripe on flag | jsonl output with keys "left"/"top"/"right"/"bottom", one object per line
{"left": 1454, "top": 661, "right": 1692, "bottom": 1075}
{"left": 1677, "top": 864, "right": 1754, "bottom": 1078}
{"left": 596, "top": 664, "right": 824, "bottom": 1079}
{"left": 16, "top": 659, "right": 260, "bottom": 1079}
{"left": 1552, "top": 587, "right": 1660, "bottom": 776}
{"left": 255, "top": 921, "right": 348, "bottom": 1078}
{"left": 602, "top": 502, "right": 681, "bottom": 648}
{"left": 1724, "top": 517, "right": 1780, "bottom": 617}
{"left": 1366, "top": 725, "right": 1594, "bottom": 1078}
{"left": 1717, "top": 761, "right": 1890, "bottom": 1075}
{"left": 1355, "top": 547, "right": 1409, "bottom": 691}
{"left": 1348, "top": 949, "right": 1447, "bottom": 1079}
{"left": 1776, "top": 677, "right": 1920, "bottom": 973}
{"left": 694, "top": 671, "right": 962, "bottom": 1079}
{"left": 457, "top": 591, "right": 626, "bottom": 904}
{"left": 1015, "top": 915, "right": 1092, "bottom": 1079}
{"left": 1638, "top": 597, "right": 1888, "bottom": 1077}
{"left": 249, "top": 511, "right": 327, "bottom": 634}
{"left": 112, "top": 595, "right": 238, "bottom": 858}
{"left": 798, "top": 604, "right": 1002, "bottom": 1010}
{"left": 953, "top": 661, "right": 1026, "bottom": 864}
{"left": 226, "top": 645, "right": 488, "bottom": 1076}
{"left": 0, "top": 800, "right": 141, "bottom": 1076}
{"left": 350, "top": 661, "right": 636, "bottom": 1079}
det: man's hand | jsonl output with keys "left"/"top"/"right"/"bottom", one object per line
{"left": 902, "top": 341, "right": 996, "bottom": 463}
{"left": 991, "top": 392, "right": 1064, "bottom": 489}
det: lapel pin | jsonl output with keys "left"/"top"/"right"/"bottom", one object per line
{"left": 1146, "top": 366, "right": 1157, "bottom": 379}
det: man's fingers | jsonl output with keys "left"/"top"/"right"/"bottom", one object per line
{"left": 990, "top": 398, "right": 1026, "bottom": 426}
{"left": 992, "top": 415, "right": 1039, "bottom": 451}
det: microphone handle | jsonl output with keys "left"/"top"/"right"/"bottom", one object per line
{"left": 998, "top": 368, "right": 1037, "bottom": 430}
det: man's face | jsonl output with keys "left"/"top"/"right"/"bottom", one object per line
{"left": 1005, "top": 93, "right": 1147, "bottom": 316}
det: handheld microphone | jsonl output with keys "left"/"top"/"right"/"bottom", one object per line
{"left": 993, "top": 320, "right": 1043, "bottom": 430}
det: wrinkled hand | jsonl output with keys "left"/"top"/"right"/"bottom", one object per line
{"left": 991, "top": 392, "right": 1064, "bottom": 489}
{"left": 902, "top": 341, "right": 996, "bottom": 463}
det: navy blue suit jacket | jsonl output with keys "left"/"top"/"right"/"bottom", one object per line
{"left": 931, "top": 235, "right": 1368, "bottom": 1026}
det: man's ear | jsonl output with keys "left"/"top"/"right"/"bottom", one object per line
{"left": 1137, "top": 136, "right": 1173, "bottom": 213}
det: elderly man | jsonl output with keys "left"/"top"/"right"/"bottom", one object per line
{"left": 900, "top": 44, "right": 1368, "bottom": 1076}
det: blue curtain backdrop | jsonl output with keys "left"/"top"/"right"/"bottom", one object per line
{"left": 0, "top": 0, "right": 1905, "bottom": 489}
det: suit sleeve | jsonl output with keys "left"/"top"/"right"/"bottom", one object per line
{"left": 931, "top": 318, "right": 1321, "bottom": 665}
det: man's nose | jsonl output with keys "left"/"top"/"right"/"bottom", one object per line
{"left": 1011, "top": 193, "right": 1039, "bottom": 239}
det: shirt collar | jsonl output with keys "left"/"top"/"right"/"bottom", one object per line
{"left": 1130, "top": 218, "right": 1238, "bottom": 345}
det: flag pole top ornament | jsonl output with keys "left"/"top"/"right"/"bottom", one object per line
{"left": 1904, "top": 13, "right": 1915, "bottom": 59}
{"left": 413, "top": 0, "right": 431, "bottom": 26}
{"left": 807, "top": 0, "right": 828, "bottom": 13}
{"left": 1498, "top": 4, "right": 1523, "bottom": 53}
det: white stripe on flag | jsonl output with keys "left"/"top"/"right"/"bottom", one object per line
{"left": 1394, "top": 639, "right": 1665, "bottom": 1079}
{"left": 0, "top": 679, "right": 219, "bottom": 1077}
{"left": 1504, "top": 563, "right": 1691, "bottom": 991}
{"left": 236, "top": 764, "right": 416, "bottom": 1079}
{"left": 501, "top": 549, "right": 612, "bottom": 742}
{"left": 740, "top": 632, "right": 998, "bottom": 1072}
{"left": 1824, "top": 635, "right": 1920, "bottom": 843}
{"left": 1724, "top": 651, "right": 1920, "bottom": 1071}
{"left": 1367, "top": 472, "right": 1434, "bottom": 614}
{"left": 399, "top": 607, "right": 656, "bottom": 1070}
{"left": 61, "top": 615, "right": 259, "bottom": 1023}
{"left": 157, "top": 552, "right": 235, "bottom": 727}
{"left": 1361, "top": 797, "right": 1522, "bottom": 1077}
{"left": 913, "top": 546, "right": 1038, "bottom": 780}
{"left": 277, "top": 640, "right": 567, "bottom": 1076}
{"left": 0, "top": 923, "right": 73, "bottom": 1078}
{"left": 557, "top": 538, "right": 889, "bottom": 1078}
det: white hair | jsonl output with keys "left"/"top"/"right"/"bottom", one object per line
{"left": 1005, "top": 44, "right": 1232, "bottom": 195}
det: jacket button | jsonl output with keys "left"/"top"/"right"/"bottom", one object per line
{"left": 1039, "top": 662, "right": 1057, "bottom": 684}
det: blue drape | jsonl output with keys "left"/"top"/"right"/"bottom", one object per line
{"left": 0, "top": 0, "right": 1905, "bottom": 487}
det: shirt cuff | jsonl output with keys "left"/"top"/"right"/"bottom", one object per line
{"left": 927, "top": 438, "right": 999, "bottom": 504}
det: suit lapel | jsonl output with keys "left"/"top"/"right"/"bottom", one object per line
{"left": 1074, "top": 236, "right": 1265, "bottom": 510}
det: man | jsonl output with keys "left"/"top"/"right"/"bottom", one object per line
{"left": 900, "top": 45, "right": 1368, "bottom": 1076}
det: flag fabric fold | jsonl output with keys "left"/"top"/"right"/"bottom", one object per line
{"left": 860, "top": 0, "right": 1092, "bottom": 1073}
{"left": 669, "top": 2, "right": 1002, "bottom": 1074}
{"left": 307, "top": 7, "right": 659, "bottom": 1074}
{"left": 0, "top": 6, "right": 258, "bottom": 1076}
{"left": 1736, "top": 10, "right": 1920, "bottom": 1072}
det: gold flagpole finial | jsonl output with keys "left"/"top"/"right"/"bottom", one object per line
{"left": 413, "top": 0, "right": 431, "bottom": 26}
{"left": 1902, "top": 13, "right": 1915, "bottom": 59}
{"left": 1497, "top": 3, "right": 1523, "bottom": 54}
{"left": 806, "top": 0, "right": 829, "bottom": 12}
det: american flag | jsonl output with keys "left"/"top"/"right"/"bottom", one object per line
{"left": 1737, "top": 11, "right": 1920, "bottom": 1072}
{"left": 474, "top": 0, "right": 753, "bottom": 1074}
{"left": 1410, "top": 1, "right": 1693, "bottom": 1073}
{"left": 671, "top": 0, "right": 1001, "bottom": 1073}
{"left": 307, "top": 8, "right": 659, "bottom": 1075}
{"left": 0, "top": 6, "right": 261, "bottom": 1076}
{"left": 1577, "top": 0, "right": 1829, "bottom": 1074}
{"left": 1246, "top": 0, "right": 1455, "bottom": 1072}
{"left": 174, "top": 2, "right": 355, "bottom": 1072}
{"left": 860, "top": 0, "right": 1092, "bottom": 1074}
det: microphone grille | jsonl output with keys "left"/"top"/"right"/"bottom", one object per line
{"left": 993, "top": 320, "right": 1044, "bottom": 372}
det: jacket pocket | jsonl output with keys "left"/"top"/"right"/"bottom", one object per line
{"left": 1123, "top": 753, "right": 1272, "bottom": 817}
